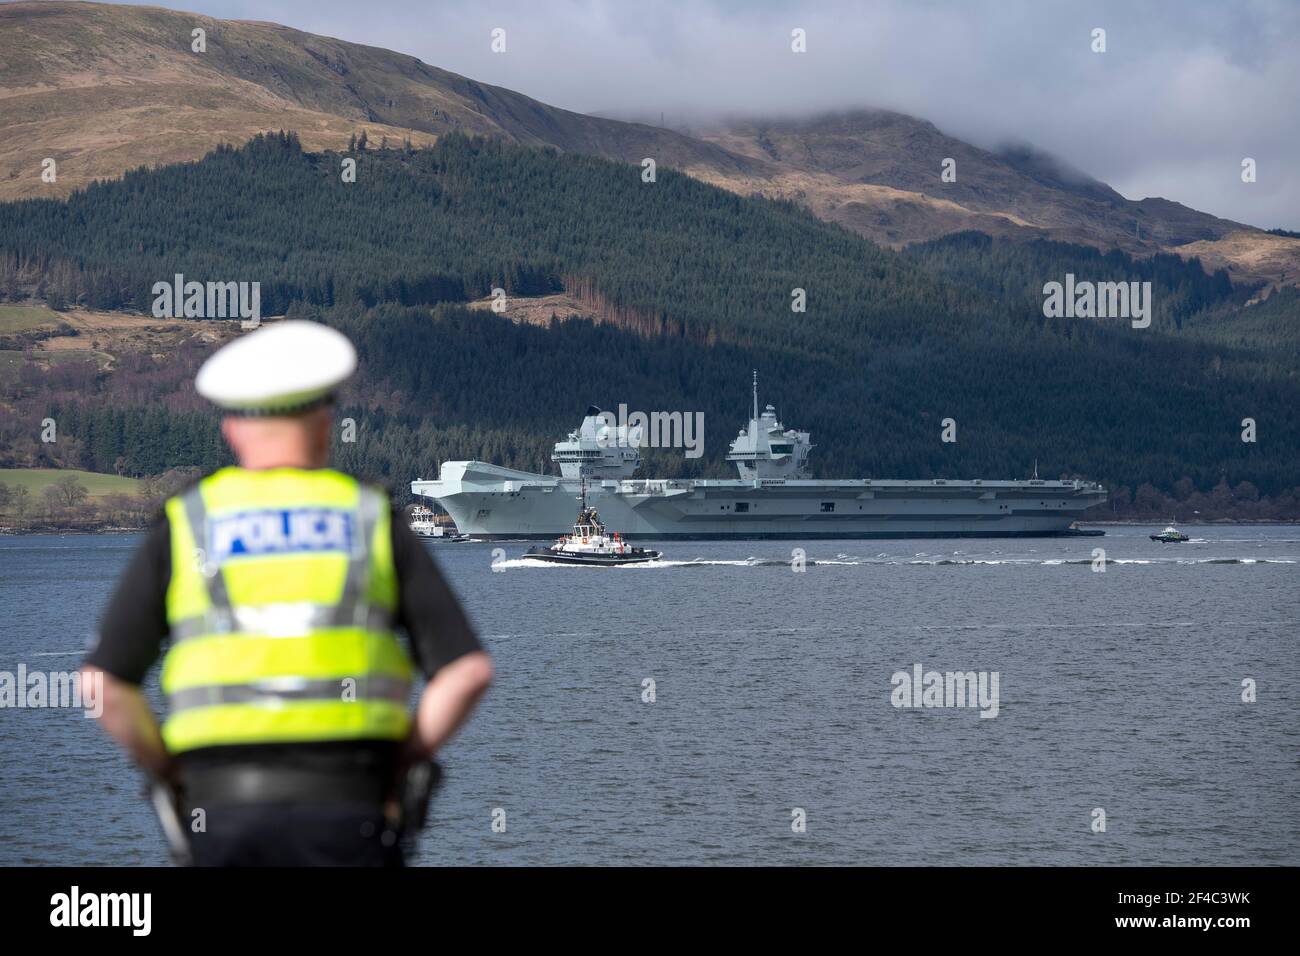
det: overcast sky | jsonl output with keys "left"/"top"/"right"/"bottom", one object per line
{"left": 103, "top": 0, "right": 1300, "bottom": 228}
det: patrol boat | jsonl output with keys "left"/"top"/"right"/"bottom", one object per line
{"left": 1150, "top": 525, "right": 1190, "bottom": 543}
{"left": 524, "top": 485, "right": 661, "bottom": 565}
{"left": 412, "top": 373, "right": 1108, "bottom": 540}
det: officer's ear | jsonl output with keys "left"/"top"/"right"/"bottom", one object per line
{"left": 220, "top": 415, "right": 239, "bottom": 449}
{"left": 308, "top": 404, "right": 332, "bottom": 437}
{"left": 221, "top": 415, "right": 266, "bottom": 459}
{"left": 298, "top": 407, "right": 331, "bottom": 464}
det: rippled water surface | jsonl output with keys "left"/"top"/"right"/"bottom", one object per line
{"left": 1, "top": 525, "right": 1296, "bottom": 865}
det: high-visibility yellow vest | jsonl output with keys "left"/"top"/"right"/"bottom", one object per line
{"left": 160, "top": 467, "right": 413, "bottom": 754}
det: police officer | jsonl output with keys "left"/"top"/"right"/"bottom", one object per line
{"left": 82, "top": 320, "right": 492, "bottom": 866}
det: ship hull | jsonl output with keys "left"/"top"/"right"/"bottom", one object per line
{"left": 524, "top": 546, "right": 662, "bottom": 565}
{"left": 413, "top": 462, "right": 1108, "bottom": 541}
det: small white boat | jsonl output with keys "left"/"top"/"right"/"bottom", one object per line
{"left": 409, "top": 504, "right": 467, "bottom": 540}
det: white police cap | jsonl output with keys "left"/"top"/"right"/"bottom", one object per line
{"left": 196, "top": 320, "right": 357, "bottom": 415}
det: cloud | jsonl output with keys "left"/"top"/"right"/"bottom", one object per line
{"left": 102, "top": 0, "right": 1300, "bottom": 227}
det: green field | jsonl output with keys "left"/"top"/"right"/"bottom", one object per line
{"left": 0, "top": 304, "right": 61, "bottom": 333}
{"left": 40, "top": 348, "right": 113, "bottom": 368}
{"left": 0, "top": 346, "right": 112, "bottom": 386}
{"left": 0, "top": 468, "right": 141, "bottom": 499}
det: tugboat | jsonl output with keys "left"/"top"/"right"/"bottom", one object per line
{"left": 1150, "top": 525, "right": 1190, "bottom": 543}
{"left": 524, "top": 484, "right": 661, "bottom": 566}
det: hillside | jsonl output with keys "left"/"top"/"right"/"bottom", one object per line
{"left": 0, "top": 134, "right": 1296, "bottom": 513}
{"left": 3, "top": 2, "right": 1297, "bottom": 288}
{"left": 0, "top": 0, "right": 760, "bottom": 199}
{"left": 691, "top": 112, "right": 1203, "bottom": 243}
{"left": 687, "top": 111, "right": 1300, "bottom": 289}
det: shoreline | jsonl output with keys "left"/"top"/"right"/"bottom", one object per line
{"left": 5, "top": 520, "right": 1299, "bottom": 536}
{"left": 0, "top": 526, "right": 147, "bottom": 535}
{"left": 1087, "top": 519, "right": 1300, "bottom": 526}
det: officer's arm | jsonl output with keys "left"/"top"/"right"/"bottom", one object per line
{"left": 389, "top": 508, "right": 491, "bottom": 759}
{"left": 83, "top": 516, "right": 174, "bottom": 779}
{"left": 82, "top": 668, "right": 174, "bottom": 780}
{"left": 407, "top": 650, "right": 493, "bottom": 759}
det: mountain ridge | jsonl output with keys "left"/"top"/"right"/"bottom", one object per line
{"left": 1, "top": 0, "right": 1297, "bottom": 288}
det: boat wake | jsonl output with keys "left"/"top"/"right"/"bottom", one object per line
{"left": 496, "top": 557, "right": 670, "bottom": 570}
{"left": 493, "top": 554, "right": 1296, "bottom": 570}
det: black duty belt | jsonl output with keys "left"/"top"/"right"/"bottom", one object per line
{"left": 181, "top": 765, "right": 389, "bottom": 808}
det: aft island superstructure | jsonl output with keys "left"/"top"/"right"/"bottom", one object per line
{"left": 411, "top": 375, "right": 1107, "bottom": 540}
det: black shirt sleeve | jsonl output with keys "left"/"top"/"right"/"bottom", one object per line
{"left": 389, "top": 507, "right": 482, "bottom": 675}
{"left": 85, "top": 515, "right": 172, "bottom": 685}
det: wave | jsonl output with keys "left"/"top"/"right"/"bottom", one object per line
{"left": 492, "top": 554, "right": 1296, "bottom": 570}
{"left": 906, "top": 557, "right": 1295, "bottom": 566}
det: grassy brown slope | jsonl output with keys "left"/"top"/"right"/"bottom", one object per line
{"left": 2, "top": 2, "right": 1295, "bottom": 289}
{"left": 696, "top": 109, "right": 1130, "bottom": 226}
{"left": 689, "top": 110, "right": 1297, "bottom": 281}
{"left": 0, "top": 1, "right": 763, "bottom": 202}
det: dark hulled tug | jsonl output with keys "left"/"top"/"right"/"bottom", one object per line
{"left": 524, "top": 485, "right": 662, "bottom": 566}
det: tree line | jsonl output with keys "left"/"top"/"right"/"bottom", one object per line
{"left": 0, "top": 132, "right": 1294, "bottom": 513}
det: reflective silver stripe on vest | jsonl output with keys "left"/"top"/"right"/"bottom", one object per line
{"left": 185, "top": 485, "right": 235, "bottom": 634}
{"left": 170, "top": 605, "right": 395, "bottom": 642}
{"left": 168, "top": 675, "right": 410, "bottom": 713}
{"left": 174, "top": 483, "right": 393, "bottom": 641}
{"left": 337, "top": 485, "right": 384, "bottom": 629}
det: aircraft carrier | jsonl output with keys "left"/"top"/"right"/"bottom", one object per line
{"left": 411, "top": 376, "right": 1107, "bottom": 540}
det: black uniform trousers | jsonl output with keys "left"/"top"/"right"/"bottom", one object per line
{"left": 188, "top": 801, "right": 404, "bottom": 867}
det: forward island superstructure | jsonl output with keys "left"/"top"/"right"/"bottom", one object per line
{"left": 411, "top": 375, "right": 1107, "bottom": 540}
